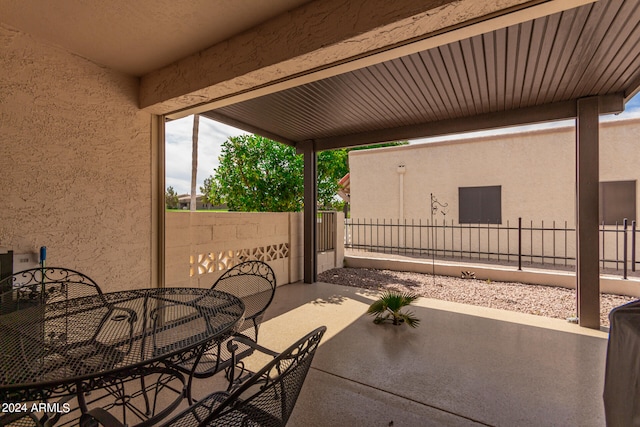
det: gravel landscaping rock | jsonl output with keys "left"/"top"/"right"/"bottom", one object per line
{"left": 318, "top": 267, "right": 636, "bottom": 327}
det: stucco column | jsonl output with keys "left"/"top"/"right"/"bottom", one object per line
{"left": 576, "top": 97, "right": 600, "bottom": 329}
{"left": 303, "top": 142, "right": 317, "bottom": 283}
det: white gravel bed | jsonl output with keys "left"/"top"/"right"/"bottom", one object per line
{"left": 318, "top": 267, "right": 636, "bottom": 327}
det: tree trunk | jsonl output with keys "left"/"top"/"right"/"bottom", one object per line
{"left": 190, "top": 115, "right": 200, "bottom": 212}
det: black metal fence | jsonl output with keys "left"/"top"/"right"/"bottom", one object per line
{"left": 345, "top": 217, "right": 639, "bottom": 278}
{"left": 317, "top": 211, "right": 336, "bottom": 252}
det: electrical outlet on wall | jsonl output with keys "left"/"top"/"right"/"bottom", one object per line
{"left": 13, "top": 253, "right": 39, "bottom": 272}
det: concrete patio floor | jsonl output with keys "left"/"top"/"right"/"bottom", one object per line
{"left": 249, "top": 281, "right": 609, "bottom": 427}
{"left": 52, "top": 281, "right": 610, "bottom": 426}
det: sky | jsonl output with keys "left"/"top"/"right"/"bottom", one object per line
{"left": 165, "top": 116, "right": 248, "bottom": 195}
{"left": 165, "top": 94, "right": 640, "bottom": 195}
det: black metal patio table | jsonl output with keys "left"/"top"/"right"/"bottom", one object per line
{"left": 0, "top": 287, "right": 245, "bottom": 426}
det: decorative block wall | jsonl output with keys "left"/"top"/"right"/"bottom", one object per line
{"left": 165, "top": 212, "right": 304, "bottom": 288}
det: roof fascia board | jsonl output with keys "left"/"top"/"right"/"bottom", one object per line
{"left": 624, "top": 72, "right": 640, "bottom": 103}
{"left": 199, "top": 111, "right": 298, "bottom": 147}
{"left": 309, "top": 94, "right": 624, "bottom": 151}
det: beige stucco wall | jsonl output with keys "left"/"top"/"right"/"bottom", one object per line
{"left": 349, "top": 118, "right": 640, "bottom": 264}
{"left": 351, "top": 118, "right": 640, "bottom": 223}
{"left": 165, "top": 211, "right": 343, "bottom": 288}
{"left": 165, "top": 212, "right": 301, "bottom": 289}
{"left": 0, "top": 24, "right": 154, "bottom": 291}
{"left": 600, "top": 118, "right": 640, "bottom": 183}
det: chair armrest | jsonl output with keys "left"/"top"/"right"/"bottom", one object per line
{"left": 227, "top": 334, "right": 279, "bottom": 358}
{"left": 162, "top": 391, "right": 230, "bottom": 426}
{"left": 79, "top": 408, "right": 125, "bottom": 427}
{"left": 225, "top": 334, "right": 279, "bottom": 390}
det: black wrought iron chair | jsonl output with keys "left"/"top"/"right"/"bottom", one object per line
{"left": 0, "top": 269, "right": 131, "bottom": 371}
{"left": 80, "top": 326, "right": 327, "bottom": 427}
{"left": 176, "top": 260, "right": 277, "bottom": 388}
{"left": 0, "top": 267, "right": 103, "bottom": 313}
{"left": 0, "top": 267, "right": 104, "bottom": 427}
{"left": 0, "top": 413, "right": 41, "bottom": 427}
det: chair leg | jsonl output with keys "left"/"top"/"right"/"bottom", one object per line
{"left": 140, "top": 376, "right": 151, "bottom": 415}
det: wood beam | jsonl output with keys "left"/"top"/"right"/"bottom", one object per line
{"left": 575, "top": 96, "right": 600, "bottom": 329}
{"left": 309, "top": 94, "right": 624, "bottom": 151}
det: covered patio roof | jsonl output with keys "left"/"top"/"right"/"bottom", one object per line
{"left": 194, "top": 0, "right": 640, "bottom": 330}
{"left": 200, "top": 0, "right": 640, "bottom": 148}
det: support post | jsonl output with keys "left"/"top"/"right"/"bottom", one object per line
{"left": 152, "top": 115, "right": 165, "bottom": 288}
{"left": 624, "top": 218, "right": 628, "bottom": 280}
{"left": 303, "top": 142, "right": 317, "bottom": 283}
{"left": 576, "top": 97, "right": 600, "bottom": 329}
{"left": 518, "top": 217, "right": 522, "bottom": 271}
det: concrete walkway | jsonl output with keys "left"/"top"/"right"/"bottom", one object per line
{"left": 256, "top": 282, "right": 609, "bottom": 427}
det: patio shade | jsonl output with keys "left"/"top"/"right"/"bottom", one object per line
{"left": 200, "top": 0, "right": 639, "bottom": 148}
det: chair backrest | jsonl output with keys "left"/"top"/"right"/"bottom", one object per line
{"left": 200, "top": 326, "right": 326, "bottom": 427}
{"left": 212, "top": 261, "right": 276, "bottom": 324}
{"left": 0, "top": 267, "right": 102, "bottom": 314}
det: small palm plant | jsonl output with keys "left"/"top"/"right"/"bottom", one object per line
{"left": 367, "top": 290, "right": 420, "bottom": 328}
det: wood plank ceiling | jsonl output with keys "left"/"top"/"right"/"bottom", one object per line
{"left": 203, "top": 0, "right": 640, "bottom": 148}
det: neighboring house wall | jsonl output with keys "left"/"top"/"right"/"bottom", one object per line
{"left": 177, "top": 195, "right": 224, "bottom": 210}
{"left": 349, "top": 118, "right": 640, "bottom": 264}
{"left": 351, "top": 118, "right": 640, "bottom": 225}
{"left": 0, "top": 24, "right": 154, "bottom": 291}
{"left": 165, "top": 212, "right": 344, "bottom": 288}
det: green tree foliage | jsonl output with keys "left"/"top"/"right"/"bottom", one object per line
{"left": 317, "top": 149, "right": 349, "bottom": 210}
{"left": 165, "top": 186, "right": 179, "bottom": 209}
{"left": 201, "top": 134, "right": 407, "bottom": 212}
{"left": 202, "top": 135, "right": 303, "bottom": 211}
